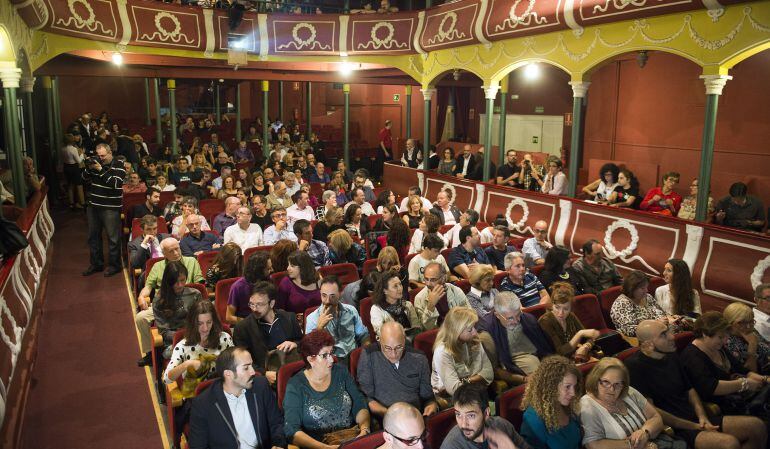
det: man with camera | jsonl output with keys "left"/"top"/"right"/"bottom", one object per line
{"left": 82, "top": 143, "right": 126, "bottom": 277}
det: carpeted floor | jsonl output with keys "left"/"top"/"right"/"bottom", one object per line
{"left": 20, "top": 209, "right": 164, "bottom": 449}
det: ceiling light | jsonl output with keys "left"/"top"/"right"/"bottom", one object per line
{"left": 523, "top": 63, "right": 540, "bottom": 80}
{"left": 112, "top": 52, "right": 123, "bottom": 65}
{"left": 339, "top": 62, "right": 354, "bottom": 76}
{"left": 453, "top": 69, "right": 461, "bottom": 81}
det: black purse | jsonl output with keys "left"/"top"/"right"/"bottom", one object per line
{"left": 0, "top": 217, "right": 28, "bottom": 257}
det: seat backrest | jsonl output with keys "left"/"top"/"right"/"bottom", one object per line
{"left": 675, "top": 331, "right": 695, "bottom": 352}
{"left": 440, "top": 248, "right": 453, "bottom": 263}
{"left": 348, "top": 347, "right": 363, "bottom": 380}
{"left": 196, "top": 250, "right": 219, "bottom": 277}
{"left": 523, "top": 303, "right": 548, "bottom": 320}
{"left": 362, "top": 259, "right": 378, "bottom": 277}
{"left": 599, "top": 286, "right": 623, "bottom": 330}
{"left": 572, "top": 294, "right": 607, "bottom": 330}
{"left": 271, "top": 271, "right": 288, "bottom": 289}
{"left": 648, "top": 276, "right": 666, "bottom": 295}
{"left": 493, "top": 271, "right": 507, "bottom": 288}
{"left": 616, "top": 346, "right": 640, "bottom": 361}
{"left": 439, "top": 224, "right": 454, "bottom": 235}
{"left": 199, "top": 199, "right": 225, "bottom": 219}
{"left": 277, "top": 360, "right": 305, "bottom": 409}
{"left": 145, "top": 256, "right": 165, "bottom": 278}
{"left": 509, "top": 237, "right": 527, "bottom": 249}
{"left": 404, "top": 252, "right": 417, "bottom": 269}
{"left": 303, "top": 305, "right": 320, "bottom": 332}
{"left": 339, "top": 431, "right": 384, "bottom": 449}
{"left": 413, "top": 328, "right": 439, "bottom": 365}
{"left": 408, "top": 288, "right": 421, "bottom": 303}
{"left": 367, "top": 214, "right": 382, "bottom": 230}
{"left": 497, "top": 384, "right": 526, "bottom": 429}
{"left": 426, "top": 407, "right": 457, "bottom": 449}
{"left": 214, "top": 277, "right": 239, "bottom": 322}
{"left": 194, "top": 378, "right": 216, "bottom": 396}
{"left": 359, "top": 297, "right": 375, "bottom": 338}
{"left": 319, "top": 263, "right": 360, "bottom": 288}
{"left": 243, "top": 245, "right": 274, "bottom": 265}
{"left": 529, "top": 264, "right": 545, "bottom": 277}
{"left": 455, "top": 279, "right": 471, "bottom": 293}
{"left": 185, "top": 283, "right": 208, "bottom": 300}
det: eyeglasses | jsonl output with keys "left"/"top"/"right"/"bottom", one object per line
{"left": 497, "top": 311, "right": 521, "bottom": 323}
{"left": 387, "top": 429, "right": 428, "bottom": 446}
{"left": 248, "top": 302, "right": 268, "bottom": 310}
{"left": 598, "top": 379, "right": 625, "bottom": 391}
{"left": 313, "top": 352, "right": 334, "bottom": 360}
{"left": 423, "top": 277, "right": 443, "bottom": 283}
{"left": 382, "top": 345, "right": 405, "bottom": 354}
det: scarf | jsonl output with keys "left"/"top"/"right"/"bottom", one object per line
{"left": 383, "top": 301, "right": 411, "bottom": 329}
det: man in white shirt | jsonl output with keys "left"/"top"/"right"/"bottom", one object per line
{"left": 262, "top": 207, "right": 298, "bottom": 245}
{"left": 286, "top": 191, "right": 315, "bottom": 226}
{"left": 413, "top": 262, "right": 470, "bottom": 331}
{"left": 344, "top": 187, "right": 376, "bottom": 216}
{"left": 446, "top": 210, "right": 493, "bottom": 248}
{"left": 429, "top": 190, "right": 461, "bottom": 226}
{"left": 754, "top": 283, "right": 770, "bottom": 341}
{"left": 399, "top": 186, "right": 433, "bottom": 212}
{"left": 521, "top": 220, "right": 552, "bottom": 266}
{"left": 224, "top": 206, "right": 263, "bottom": 251}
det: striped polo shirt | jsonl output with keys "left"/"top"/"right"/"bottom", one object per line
{"left": 499, "top": 272, "right": 545, "bottom": 307}
{"left": 82, "top": 158, "right": 126, "bottom": 209}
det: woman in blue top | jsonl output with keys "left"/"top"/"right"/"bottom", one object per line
{"left": 520, "top": 355, "right": 582, "bottom": 449}
{"left": 283, "top": 330, "right": 371, "bottom": 449}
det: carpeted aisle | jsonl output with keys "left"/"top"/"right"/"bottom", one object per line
{"left": 20, "top": 210, "right": 165, "bottom": 449}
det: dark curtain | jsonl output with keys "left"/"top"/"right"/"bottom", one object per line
{"left": 454, "top": 86, "right": 471, "bottom": 142}
{"left": 435, "top": 87, "right": 450, "bottom": 145}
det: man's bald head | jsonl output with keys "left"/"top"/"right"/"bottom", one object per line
{"left": 380, "top": 321, "right": 406, "bottom": 364}
{"left": 636, "top": 320, "right": 665, "bottom": 344}
{"left": 383, "top": 402, "right": 424, "bottom": 437}
{"left": 161, "top": 237, "right": 182, "bottom": 261}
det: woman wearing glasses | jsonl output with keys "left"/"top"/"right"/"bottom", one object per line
{"left": 579, "top": 357, "right": 664, "bottom": 449}
{"left": 283, "top": 330, "right": 371, "bottom": 449}
{"left": 723, "top": 303, "right": 770, "bottom": 375}
{"left": 539, "top": 157, "right": 567, "bottom": 196}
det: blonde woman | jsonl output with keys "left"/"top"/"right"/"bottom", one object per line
{"left": 402, "top": 194, "right": 424, "bottom": 229}
{"left": 327, "top": 229, "right": 366, "bottom": 268}
{"left": 191, "top": 152, "right": 212, "bottom": 172}
{"left": 723, "top": 302, "right": 770, "bottom": 375}
{"left": 465, "top": 264, "right": 498, "bottom": 317}
{"left": 431, "top": 307, "right": 493, "bottom": 402}
{"left": 521, "top": 355, "right": 583, "bottom": 449}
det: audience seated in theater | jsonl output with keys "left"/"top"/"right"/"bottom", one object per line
{"left": 582, "top": 163, "right": 620, "bottom": 203}
{"left": 408, "top": 233, "right": 451, "bottom": 288}
{"left": 496, "top": 150, "right": 523, "bottom": 188}
{"left": 137, "top": 157, "right": 159, "bottom": 188}
{"left": 626, "top": 319, "right": 767, "bottom": 449}
{"left": 265, "top": 181, "right": 294, "bottom": 211}
{"left": 190, "top": 152, "right": 212, "bottom": 173}
{"left": 128, "top": 215, "right": 170, "bottom": 272}
{"left": 293, "top": 219, "right": 330, "bottom": 268}
{"left": 448, "top": 226, "right": 492, "bottom": 279}
{"left": 351, "top": 170, "right": 376, "bottom": 201}
{"left": 313, "top": 206, "right": 345, "bottom": 244}
{"left": 232, "top": 282, "right": 301, "bottom": 385}
{"left": 334, "top": 159, "right": 352, "bottom": 184}
{"left": 249, "top": 195, "right": 273, "bottom": 231}
{"left": 223, "top": 251, "right": 272, "bottom": 325}
{"left": 373, "top": 247, "right": 411, "bottom": 300}
{"left": 441, "top": 383, "right": 530, "bottom": 449}
{"left": 538, "top": 282, "right": 600, "bottom": 359}
{"left": 438, "top": 147, "right": 457, "bottom": 176}
{"left": 447, "top": 209, "right": 493, "bottom": 248}
{"left": 153, "top": 172, "right": 176, "bottom": 192}
{"left": 579, "top": 358, "right": 664, "bottom": 449}
{"left": 211, "top": 166, "right": 233, "bottom": 193}
{"left": 270, "top": 240, "right": 298, "bottom": 274}
{"left": 375, "top": 189, "right": 400, "bottom": 215}
{"left": 373, "top": 204, "right": 398, "bottom": 233}
{"left": 677, "top": 178, "right": 714, "bottom": 221}
{"left": 453, "top": 144, "right": 478, "bottom": 180}
{"left": 232, "top": 140, "right": 254, "bottom": 164}
{"left": 212, "top": 196, "right": 241, "bottom": 235}
{"left": 276, "top": 251, "right": 321, "bottom": 314}
{"left": 429, "top": 189, "right": 462, "bottom": 226}
{"left": 680, "top": 312, "right": 770, "bottom": 420}
{"left": 123, "top": 172, "right": 147, "bottom": 194}
{"left": 357, "top": 324, "right": 438, "bottom": 419}
{"left": 152, "top": 262, "right": 203, "bottom": 359}
{"left": 432, "top": 307, "right": 494, "bottom": 402}
{"left": 477, "top": 291, "right": 553, "bottom": 389}
{"left": 485, "top": 225, "right": 517, "bottom": 271}
{"left": 263, "top": 207, "right": 298, "bottom": 245}
{"left": 343, "top": 203, "right": 370, "bottom": 243}
{"left": 522, "top": 220, "right": 552, "bottom": 267}
{"left": 571, "top": 239, "right": 623, "bottom": 295}
{"left": 538, "top": 157, "right": 567, "bottom": 196}
{"left": 520, "top": 355, "right": 583, "bottom": 449}
{"left": 402, "top": 194, "right": 426, "bottom": 230}
{"left": 327, "top": 229, "right": 367, "bottom": 268}
{"left": 283, "top": 329, "right": 371, "bottom": 448}
{"left": 715, "top": 182, "right": 766, "bottom": 232}
{"left": 308, "top": 162, "right": 330, "bottom": 185}
{"left": 723, "top": 302, "right": 770, "bottom": 375}
{"left": 329, "top": 171, "right": 349, "bottom": 205}
{"left": 607, "top": 169, "right": 640, "bottom": 209}
{"left": 499, "top": 252, "right": 550, "bottom": 307}
{"left": 131, "top": 188, "right": 163, "bottom": 221}
{"left": 610, "top": 270, "right": 672, "bottom": 337}
{"left": 409, "top": 213, "right": 448, "bottom": 255}
{"left": 640, "top": 171, "right": 682, "bottom": 216}
{"left": 204, "top": 242, "right": 242, "bottom": 290}
{"left": 370, "top": 270, "right": 421, "bottom": 339}
{"left": 466, "top": 264, "right": 499, "bottom": 317}
{"left": 656, "top": 258, "right": 702, "bottom": 318}
{"left": 223, "top": 206, "right": 263, "bottom": 251}
{"left": 179, "top": 214, "right": 222, "bottom": 257}
{"left": 538, "top": 246, "right": 587, "bottom": 295}
{"left": 189, "top": 347, "right": 286, "bottom": 449}
{"left": 345, "top": 187, "right": 376, "bottom": 217}
{"left": 169, "top": 156, "right": 197, "bottom": 186}
{"left": 163, "top": 299, "right": 233, "bottom": 386}
{"left": 172, "top": 197, "right": 211, "bottom": 238}
{"left": 399, "top": 186, "right": 433, "bottom": 214}
{"left": 304, "top": 277, "right": 370, "bottom": 365}
{"left": 755, "top": 283, "right": 770, "bottom": 342}
{"left": 414, "top": 262, "right": 470, "bottom": 331}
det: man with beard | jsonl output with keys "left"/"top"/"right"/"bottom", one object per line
{"left": 188, "top": 347, "right": 286, "bottom": 449}
{"left": 440, "top": 383, "right": 530, "bottom": 449}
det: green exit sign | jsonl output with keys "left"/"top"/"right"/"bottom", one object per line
{"left": 535, "top": 106, "right": 544, "bottom": 113}
{"left": 393, "top": 94, "right": 400, "bottom": 102}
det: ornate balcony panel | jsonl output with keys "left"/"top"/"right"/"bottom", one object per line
{"left": 348, "top": 13, "right": 417, "bottom": 55}
{"left": 483, "top": 0, "right": 564, "bottom": 42}
{"left": 129, "top": 3, "right": 204, "bottom": 50}
{"left": 267, "top": 14, "right": 338, "bottom": 55}
{"left": 214, "top": 9, "right": 259, "bottom": 54}
{"left": 420, "top": 2, "right": 481, "bottom": 51}
{"left": 44, "top": 0, "right": 121, "bottom": 43}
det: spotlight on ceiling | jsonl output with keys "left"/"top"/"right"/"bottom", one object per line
{"left": 339, "top": 61, "right": 354, "bottom": 76}
{"left": 112, "top": 52, "right": 123, "bottom": 65}
{"left": 637, "top": 50, "right": 648, "bottom": 68}
{"left": 523, "top": 63, "right": 540, "bottom": 80}
{"left": 453, "top": 69, "right": 461, "bottom": 81}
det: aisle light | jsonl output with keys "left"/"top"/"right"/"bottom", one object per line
{"left": 523, "top": 63, "right": 540, "bottom": 80}
{"left": 112, "top": 52, "right": 123, "bottom": 65}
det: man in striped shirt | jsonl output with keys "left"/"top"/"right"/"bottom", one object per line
{"left": 82, "top": 143, "right": 126, "bottom": 277}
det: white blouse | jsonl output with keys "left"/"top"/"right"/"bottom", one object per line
{"left": 596, "top": 181, "right": 619, "bottom": 202}
{"left": 654, "top": 285, "right": 702, "bottom": 316}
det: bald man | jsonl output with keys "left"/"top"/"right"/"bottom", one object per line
{"left": 135, "top": 237, "right": 204, "bottom": 367}
{"left": 625, "top": 320, "right": 767, "bottom": 449}
{"left": 212, "top": 196, "right": 242, "bottom": 235}
{"left": 378, "top": 403, "right": 426, "bottom": 449}
{"left": 521, "top": 220, "right": 552, "bottom": 266}
{"left": 357, "top": 322, "right": 437, "bottom": 418}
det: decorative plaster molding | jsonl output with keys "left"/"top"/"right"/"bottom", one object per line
{"left": 339, "top": 14, "right": 349, "bottom": 56}
{"left": 203, "top": 7, "right": 214, "bottom": 57}
{"left": 483, "top": 85, "right": 500, "bottom": 100}
{"left": 682, "top": 223, "right": 704, "bottom": 272}
{"left": 19, "top": 76, "right": 34, "bottom": 93}
{"left": 116, "top": 0, "right": 131, "bottom": 50}
{"left": 0, "top": 68, "right": 22, "bottom": 89}
{"left": 569, "top": 81, "right": 590, "bottom": 97}
{"left": 420, "top": 88, "right": 436, "bottom": 101}
{"left": 700, "top": 74, "right": 731, "bottom": 95}
{"left": 555, "top": 199, "right": 572, "bottom": 246}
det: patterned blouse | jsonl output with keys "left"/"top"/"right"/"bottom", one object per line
{"left": 163, "top": 332, "right": 234, "bottom": 384}
{"left": 725, "top": 333, "right": 770, "bottom": 375}
{"left": 609, "top": 294, "right": 665, "bottom": 337}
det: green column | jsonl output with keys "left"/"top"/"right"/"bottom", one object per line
{"left": 154, "top": 78, "right": 162, "bottom": 145}
{"left": 215, "top": 82, "right": 221, "bottom": 125}
{"left": 168, "top": 79, "right": 178, "bottom": 155}
{"left": 483, "top": 86, "right": 498, "bottom": 182}
{"left": 42, "top": 77, "right": 57, "bottom": 174}
{"left": 426, "top": 0, "right": 432, "bottom": 7}
{"left": 420, "top": 88, "right": 435, "bottom": 170}
{"left": 343, "top": 83, "right": 350, "bottom": 166}
{"left": 51, "top": 76, "right": 63, "bottom": 158}
{"left": 20, "top": 77, "right": 37, "bottom": 168}
{"left": 696, "top": 75, "right": 731, "bottom": 222}
{"left": 144, "top": 78, "right": 152, "bottom": 126}
{"left": 262, "top": 81, "right": 270, "bottom": 159}
{"left": 236, "top": 83, "right": 242, "bottom": 141}
{"left": 497, "top": 77, "right": 508, "bottom": 167}
{"left": 2, "top": 68, "right": 27, "bottom": 207}
{"left": 405, "top": 85, "right": 412, "bottom": 139}
{"left": 305, "top": 82, "right": 312, "bottom": 140}
{"left": 278, "top": 81, "right": 284, "bottom": 123}
{"left": 566, "top": 81, "right": 590, "bottom": 197}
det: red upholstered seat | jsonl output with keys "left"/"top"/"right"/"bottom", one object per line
{"left": 493, "top": 271, "right": 507, "bottom": 288}
{"left": 270, "top": 271, "right": 287, "bottom": 289}
{"left": 572, "top": 294, "right": 609, "bottom": 330}
{"left": 523, "top": 303, "right": 548, "bottom": 319}
{"left": 302, "top": 305, "right": 320, "bottom": 333}
{"left": 196, "top": 250, "right": 219, "bottom": 278}
{"left": 359, "top": 297, "right": 375, "bottom": 338}
{"left": 318, "top": 263, "right": 360, "bottom": 288}
{"left": 242, "top": 245, "right": 273, "bottom": 265}
{"left": 439, "top": 224, "right": 454, "bottom": 235}
{"left": 496, "top": 384, "right": 526, "bottom": 429}
{"left": 348, "top": 347, "right": 363, "bottom": 380}
{"left": 616, "top": 346, "right": 640, "bottom": 361}
{"left": 455, "top": 279, "right": 471, "bottom": 293}
{"left": 362, "top": 259, "right": 378, "bottom": 277}
{"left": 339, "top": 431, "right": 385, "bottom": 449}
{"left": 599, "top": 286, "right": 623, "bottom": 330}
{"left": 648, "top": 276, "right": 666, "bottom": 294}
{"left": 199, "top": 199, "right": 225, "bottom": 221}
{"left": 130, "top": 216, "right": 168, "bottom": 239}
{"left": 214, "top": 277, "right": 239, "bottom": 323}
{"left": 277, "top": 360, "right": 305, "bottom": 409}
{"left": 367, "top": 214, "right": 382, "bottom": 230}
{"left": 426, "top": 407, "right": 457, "bottom": 449}
{"left": 413, "top": 328, "right": 439, "bottom": 365}
{"left": 185, "top": 283, "right": 208, "bottom": 300}
{"left": 675, "top": 331, "right": 695, "bottom": 352}
{"left": 529, "top": 264, "right": 545, "bottom": 277}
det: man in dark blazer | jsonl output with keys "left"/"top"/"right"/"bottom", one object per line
{"left": 188, "top": 347, "right": 286, "bottom": 449}
{"left": 452, "top": 144, "right": 477, "bottom": 179}
{"left": 127, "top": 214, "right": 171, "bottom": 272}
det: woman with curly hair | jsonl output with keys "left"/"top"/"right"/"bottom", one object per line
{"left": 655, "top": 258, "right": 701, "bottom": 318}
{"left": 204, "top": 242, "right": 243, "bottom": 290}
{"left": 521, "top": 355, "right": 582, "bottom": 449}
{"left": 270, "top": 239, "right": 298, "bottom": 273}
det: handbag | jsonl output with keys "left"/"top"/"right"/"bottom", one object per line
{"left": 651, "top": 433, "right": 687, "bottom": 449}
{"left": 322, "top": 426, "right": 360, "bottom": 445}
{"left": 0, "top": 217, "right": 28, "bottom": 257}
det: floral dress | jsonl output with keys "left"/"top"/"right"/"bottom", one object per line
{"left": 725, "top": 334, "right": 770, "bottom": 375}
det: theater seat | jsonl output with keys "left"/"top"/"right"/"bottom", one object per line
{"left": 413, "top": 329, "right": 439, "bottom": 365}
{"left": 339, "top": 431, "right": 384, "bottom": 449}
{"left": 349, "top": 347, "right": 363, "bottom": 380}
{"left": 271, "top": 271, "right": 287, "bottom": 289}
{"left": 439, "top": 224, "right": 454, "bottom": 235}
{"left": 362, "top": 259, "right": 378, "bottom": 277}
{"left": 277, "top": 360, "right": 305, "bottom": 409}
{"left": 648, "top": 276, "right": 666, "bottom": 294}
{"left": 599, "top": 286, "right": 623, "bottom": 330}
{"left": 496, "top": 384, "right": 526, "bottom": 429}
{"left": 185, "top": 283, "right": 208, "bottom": 300}
{"left": 529, "top": 264, "right": 545, "bottom": 277}
{"left": 319, "top": 263, "right": 359, "bottom": 288}
{"left": 359, "top": 297, "right": 375, "bottom": 338}
{"left": 455, "top": 279, "right": 471, "bottom": 293}
{"left": 572, "top": 294, "right": 609, "bottom": 330}
{"left": 522, "top": 303, "right": 548, "bottom": 319}
{"left": 196, "top": 250, "right": 219, "bottom": 278}
{"left": 493, "top": 271, "right": 507, "bottom": 288}
{"left": 214, "top": 277, "right": 239, "bottom": 324}
{"left": 615, "top": 346, "right": 640, "bottom": 361}
{"left": 243, "top": 245, "right": 274, "bottom": 265}
{"left": 674, "top": 331, "right": 695, "bottom": 352}
{"left": 426, "top": 407, "right": 457, "bottom": 449}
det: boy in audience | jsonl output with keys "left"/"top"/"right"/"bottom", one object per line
{"left": 408, "top": 234, "right": 451, "bottom": 288}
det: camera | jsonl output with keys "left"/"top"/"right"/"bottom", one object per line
{"left": 86, "top": 157, "right": 99, "bottom": 167}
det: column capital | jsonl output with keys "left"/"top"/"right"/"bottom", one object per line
{"left": 420, "top": 88, "right": 436, "bottom": 101}
{"left": 482, "top": 85, "right": 500, "bottom": 100}
{"left": 0, "top": 68, "right": 22, "bottom": 89}
{"left": 569, "top": 81, "right": 591, "bottom": 98}
{"left": 167, "top": 79, "right": 176, "bottom": 90}
{"left": 405, "top": 85, "right": 412, "bottom": 95}
{"left": 20, "top": 77, "right": 36, "bottom": 93}
{"left": 700, "top": 75, "right": 732, "bottom": 95}
{"left": 261, "top": 80, "right": 269, "bottom": 92}
{"left": 343, "top": 83, "right": 350, "bottom": 93}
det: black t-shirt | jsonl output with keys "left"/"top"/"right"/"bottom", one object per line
{"left": 496, "top": 163, "right": 521, "bottom": 185}
{"left": 251, "top": 213, "right": 273, "bottom": 231}
{"left": 626, "top": 351, "right": 698, "bottom": 423}
{"left": 612, "top": 185, "right": 640, "bottom": 208}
